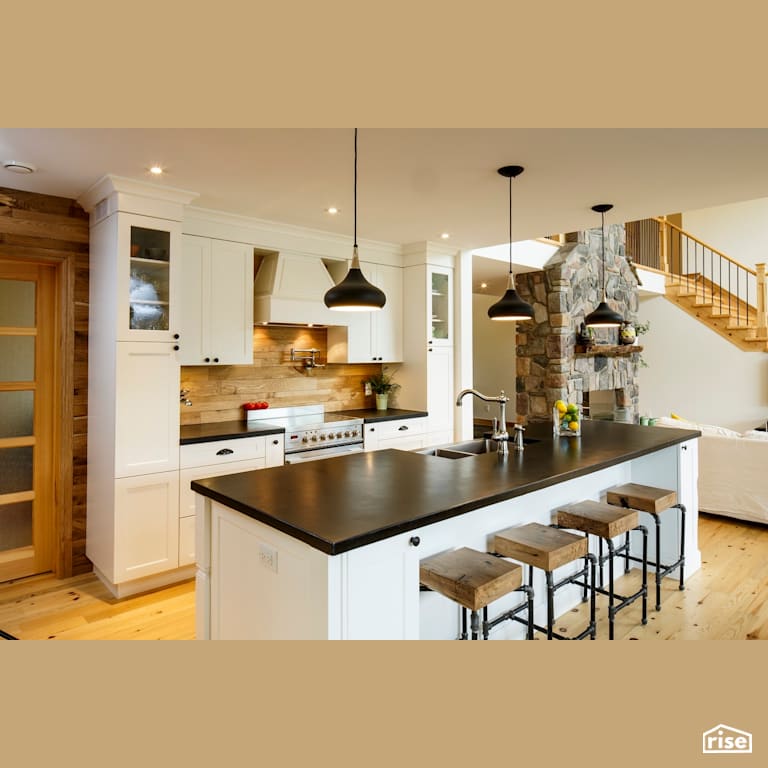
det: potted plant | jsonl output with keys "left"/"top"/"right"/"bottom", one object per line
{"left": 364, "top": 369, "right": 401, "bottom": 410}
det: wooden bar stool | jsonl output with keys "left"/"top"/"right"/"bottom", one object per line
{"left": 492, "top": 523, "right": 597, "bottom": 640}
{"left": 419, "top": 547, "right": 533, "bottom": 640}
{"left": 556, "top": 500, "right": 648, "bottom": 640}
{"left": 606, "top": 483, "right": 686, "bottom": 611}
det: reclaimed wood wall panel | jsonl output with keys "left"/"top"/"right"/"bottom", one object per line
{"left": 181, "top": 326, "right": 385, "bottom": 424}
{"left": 0, "top": 186, "right": 90, "bottom": 577}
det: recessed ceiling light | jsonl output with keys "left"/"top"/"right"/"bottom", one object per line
{"left": 149, "top": 165, "right": 164, "bottom": 176}
{"left": 326, "top": 207, "right": 339, "bottom": 215}
{"left": 440, "top": 232, "right": 450, "bottom": 239}
{"left": 3, "top": 160, "right": 36, "bottom": 174}
{"left": 480, "top": 282, "right": 488, "bottom": 289}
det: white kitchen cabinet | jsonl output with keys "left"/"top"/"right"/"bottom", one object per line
{"left": 179, "top": 235, "right": 254, "bottom": 365}
{"left": 326, "top": 262, "right": 403, "bottom": 363}
{"left": 428, "top": 266, "right": 452, "bottom": 348}
{"left": 426, "top": 346, "right": 454, "bottom": 443}
{"left": 178, "top": 435, "right": 285, "bottom": 566}
{"left": 114, "top": 470, "right": 180, "bottom": 583}
{"left": 363, "top": 417, "right": 427, "bottom": 452}
{"left": 81, "top": 176, "right": 198, "bottom": 597}
{"left": 115, "top": 342, "right": 180, "bottom": 478}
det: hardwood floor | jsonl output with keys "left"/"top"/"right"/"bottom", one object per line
{"left": 0, "top": 513, "right": 766, "bottom": 639}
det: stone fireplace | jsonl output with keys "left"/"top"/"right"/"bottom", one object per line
{"left": 514, "top": 224, "right": 641, "bottom": 424}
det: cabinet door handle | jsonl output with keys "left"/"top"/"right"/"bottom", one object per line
{"left": 272, "top": 439, "right": 279, "bottom": 445}
{"left": 682, "top": 445, "right": 688, "bottom": 451}
{"left": 173, "top": 345, "right": 179, "bottom": 351}
{"left": 409, "top": 536, "right": 421, "bottom": 547}
{"left": 216, "top": 448, "right": 234, "bottom": 456}
{"left": 398, "top": 425, "right": 408, "bottom": 431}
{"left": 369, "top": 427, "right": 375, "bottom": 432}
{"left": 204, "top": 357, "right": 211, "bottom": 363}
{"left": 213, "top": 357, "right": 219, "bottom": 363}
{"left": 173, "top": 333, "right": 180, "bottom": 340}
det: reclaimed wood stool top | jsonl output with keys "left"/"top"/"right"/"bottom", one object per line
{"left": 419, "top": 547, "right": 523, "bottom": 611}
{"left": 493, "top": 523, "right": 588, "bottom": 572}
{"left": 606, "top": 483, "right": 677, "bottom": 514}
{"left": 556, "top": 499, "right": 639, "bottom": 538}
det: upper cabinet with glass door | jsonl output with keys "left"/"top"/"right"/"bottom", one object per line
{"left": 118, "top": 214, "right": 182, "bottom": 343}
{"left": 428, "top": 266, "right": 452, "bottom": 347}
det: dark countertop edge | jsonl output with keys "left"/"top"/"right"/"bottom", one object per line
{"left": 191, "top": 426, "right": 701, "bottom": 555}
{"left": 180, "top": 425, "right": 284, "bottom": 445}
{"left": 346, "top": 408, "right": 429, "bottom": 423}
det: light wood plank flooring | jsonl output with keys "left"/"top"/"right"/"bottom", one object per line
{"left": 0, "top": 513, "right": 766, "bottom": 640}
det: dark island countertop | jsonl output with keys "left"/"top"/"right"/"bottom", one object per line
{"left": 191, "top": 420, "right": 700, "bottom": 555}
{"left": 344, "top": 408, "right": 428, "bottom": 423}
{"left": 180, "top": 420, "right": 284, "bottom": 445}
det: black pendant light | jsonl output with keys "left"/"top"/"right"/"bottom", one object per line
{"left": 324, "top": 128, "right": 386, "bottom": 311}
{"left": 584, "top": 203, "right": 624, "bottom": 328}
{"left": 487, "top": 165, "right": 535, "bottom": 322}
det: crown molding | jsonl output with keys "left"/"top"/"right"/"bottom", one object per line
{"left": 77, "top": 174, "right": 199, "bottom": 212}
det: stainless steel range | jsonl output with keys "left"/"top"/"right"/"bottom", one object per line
{"left": 247, "top": 405, "right": 364, "bottom": 464}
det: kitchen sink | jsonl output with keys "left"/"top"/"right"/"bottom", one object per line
{"left": 417, "top": 436, "right": 540, "bottom": 459}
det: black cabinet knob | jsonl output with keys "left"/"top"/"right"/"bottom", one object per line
{"left": 370, "top": 427, "right": 375, "bottom": 432}
{"left": 409, "top": 536, "right": 421, "bottom": 547}
{"left": 272, "top": 439, "right": 279, "bottom": 445}
{"left": 173, "top": 345, "right": 179, "bottom": 351}
{"left": 204, "top": 357, "right": 210, "bottom": 363}
{"left": 213, "top": 357, "right": 219, "bottom": 363}
{"left": 173, "top": 333, "right": 180, "bottom": 340}
{"left": 398, "top": 425, "right": 408, "bottom": 431}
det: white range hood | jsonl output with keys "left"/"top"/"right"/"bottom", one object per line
{"left": 253, "top": 250, "right": 348, "bottom": 325}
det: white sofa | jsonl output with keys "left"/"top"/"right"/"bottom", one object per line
{"left": 655, "top": 416, "right": 768, "bottom": 525}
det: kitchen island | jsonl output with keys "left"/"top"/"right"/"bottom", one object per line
{"left": 192, "top": 420, "right": 701, "bottom": 639}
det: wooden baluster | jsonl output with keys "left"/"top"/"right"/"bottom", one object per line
{"left": 658, "top": 216, "right": 669, "bottom": 274}
{"left": 756, "top": 262, "right": 767, "bottom": 337}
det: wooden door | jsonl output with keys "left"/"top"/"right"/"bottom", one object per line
{"left": 0, "top": 260, "right": 56, "bottom": 581}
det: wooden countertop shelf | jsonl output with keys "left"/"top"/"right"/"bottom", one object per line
{"left": 575, "top": 344, "right": 644, "bottom": 357}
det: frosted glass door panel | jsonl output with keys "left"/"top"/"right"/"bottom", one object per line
{"left": 0, "top": 501, "right": 33, "bottom": 551}
{"left": 0, "top": 446, "right": 33, "bottom": 494}
{"left": 0, "top": 337, "right": 35, "bottom": 381}
{"left": 0, "top": 391, "right": 34, "bottom": 438}
{"left": 0, "top": 279, "right": 35, "bottom": 326}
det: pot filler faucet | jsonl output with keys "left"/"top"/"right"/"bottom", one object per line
{"left": 455, "top": 389, "right": 525, "bottom": 455}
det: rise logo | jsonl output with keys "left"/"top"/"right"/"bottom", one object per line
{"left": 702, "top": 724, "right": 753, "bottom": 754}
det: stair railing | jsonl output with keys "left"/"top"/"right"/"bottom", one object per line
{"left": 626, "top": 217, "right": 767, "bottom": 335}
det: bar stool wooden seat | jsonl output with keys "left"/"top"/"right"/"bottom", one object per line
{"left": 556, "top": 500, "right": 648, "bottom": 639}
{"left": 492, "top": 523, "right": 597, "bottom": 640}
{"left": 606, "top": 483, "right": 686, "bottom": 611}
{"left": 419, "top": 547, "right": 533, "bottom": 640}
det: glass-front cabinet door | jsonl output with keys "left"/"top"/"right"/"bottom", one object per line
{"left": 428, "top": 266, "right": 452, "bottom": 346}
{"left": 117, "top": 214, "right": 181, "bottom": 342}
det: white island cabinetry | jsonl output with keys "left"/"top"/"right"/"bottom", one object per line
{"left": 194, "top": 428, "right": 700, "bottom": 640}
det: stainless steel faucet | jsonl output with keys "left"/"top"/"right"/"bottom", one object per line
{"left": 290, "top": 348, "right": 325, "bottom": 370}
{"left": 512, "top": 423, "right": 525, "bottom": 451}
{"left": 455, "top": 388, "right": 510, "bottom": 455}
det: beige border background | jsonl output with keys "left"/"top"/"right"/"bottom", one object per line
{"left": 2, "top": 1, "right": 766, "bottom": 766}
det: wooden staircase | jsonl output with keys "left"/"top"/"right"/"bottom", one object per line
{"left": 665, "top": 273, "right": 768, "bottom": 352}
{"left": 626, "top": 216, "right": 768, "bottom": 353}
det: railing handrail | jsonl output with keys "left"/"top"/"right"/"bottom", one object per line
{"left": 653, "top": 216, "right": 757, "bottom": 277}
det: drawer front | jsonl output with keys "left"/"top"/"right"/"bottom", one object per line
{"left": 368, "top": 417, "right": 427, "bottom": 441}
{"left": 180, "top": 436, "right": 266, "bottom": 469}
{"left": 180, "top": 459, "right": 267, "bottom": 518}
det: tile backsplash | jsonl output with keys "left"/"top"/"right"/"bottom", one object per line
{"left": 180, "top": 325, "right": 383, "bottom": 424}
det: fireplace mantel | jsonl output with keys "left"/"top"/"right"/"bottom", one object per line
{"left": 575, "top": 344, "right": 644, "bottom": 357}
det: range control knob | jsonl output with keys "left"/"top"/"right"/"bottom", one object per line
{"left": 302, "top": 436, "right": 309, "bottom": 443}
{"left": 336, "top": 432, "right": 343, "bottom": 439}
{"left": 319, "top": 434, "right": 326, "bottom": 441}
{"left": 311, "top": 435, "right": 318, "bottom": 442}
{"left": 344, "top": 431, "right": 350, "bottom": 437}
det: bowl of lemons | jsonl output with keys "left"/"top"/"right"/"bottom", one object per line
{"left": 553, "top": 400, "right": 581, "bottom": 438}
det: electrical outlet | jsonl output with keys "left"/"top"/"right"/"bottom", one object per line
{"left": 259, "top": 543, "right": 278, "bottom": 573}
{"left": 364, "top": 382, "right": 372, "bottom": 396}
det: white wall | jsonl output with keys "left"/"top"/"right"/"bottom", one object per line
{"left": 472, "top": 293, "right": 517, "bottom": 423}
{"left": 638, "top": 295, "right": 768, "bottom": 432}
{"left": 683, "top": 198, "right": 768, "bottom": 270}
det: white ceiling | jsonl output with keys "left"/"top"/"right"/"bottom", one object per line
{"left": 2, "top": 128, "right": 768, "bottom": 255}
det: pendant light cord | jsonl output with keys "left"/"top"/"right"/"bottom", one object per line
{"left": 354, "top": 127, "right": 358, "bottom": 248}
{"left": 601, "top": 209, "right": 606, "bottom": 301}
{"left": 508, "top": 175, "right": 513, "bottom": 276}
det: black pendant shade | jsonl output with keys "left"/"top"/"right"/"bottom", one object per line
{"left": 324, "top": 129, "right": 386, "bottom": 311}
{"left": 488, "top": 165, "right": 534, "bottom": 322}
{"left": 323, "top": 246, "right": 386, "bottom": 311}
{"left": 584, "top": 203, "right": 623, "bottom": 328}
